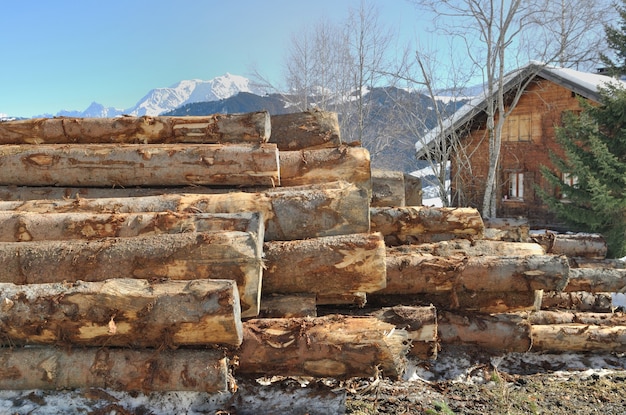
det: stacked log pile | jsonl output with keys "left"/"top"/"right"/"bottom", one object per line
{"left": 1, "top": 110, "right": 625, "bottom": 401}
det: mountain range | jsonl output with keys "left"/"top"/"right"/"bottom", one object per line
{"left": 32, "top": 73, "right": 265, "bottom": 118}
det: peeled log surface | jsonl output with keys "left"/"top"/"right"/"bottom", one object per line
{"left": 263, "top": 233, "right": 386, "bottom": 296}
{"left": 0, "top": 143, "right": 280, "bottom": 187}
{"left": 0, "top": 211, "right": 263, "bottom": 243}
{"left": 527, "top": 310, "right": 626, "bottom": 326}
{"left": 483, "top": 217, "right": 530, "bottom": 242}
{"left": 0, "top": 278, "right": 243, "bottom": 347}
{"left": 0, "top": 347, "right": 230, "bottom": 392}
{"left": 390, "top": 239, "right": 545, "bottom": 257}
{"left": 0, "top": 112, "right": 270, "bottom": 144}
{"left": 371, "top": 170, "right": 405, "bottom": 207}
{"left": 0, "top": 181, "right": 369, "bottom": 241}
{"left": 565, "top": 267, "right": 626, "bottom": 293}
{"left": 379, "top": 253, "right": 569, "bottom": 294}
{"left": 369, "top": 290, "right": 541, "bottom": 313}
{"left": 541, "top": 291, "right": 613, "bottom": 312}
{"left": 530, "top": 232, "right": 607, "bottom": 259}
{"left": 237, "top": 316, "right": 409, "bottom": 379}
{"left": 370, "top": 206, "right": 484, "bottom": 245}
{"left": 269, "top": 110, "right": 347, "bottom": 150}
{"left": 0, "top": 231, "right": 262, "bottom": 317}
{"left": 438, "top": 312, "right": 532, "bottom": 352}
{"left": 531, "top": 324, "right": 626, "bottom": 352}
{"left": 279, "top": 146, "right": 371, "bottom": 190}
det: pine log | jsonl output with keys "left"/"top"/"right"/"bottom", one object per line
{"left": 379, "top": 253, "right": 569, "bottom": 294}
{"left": 569, "top": 258, "right": 626, "bottom": 269}
{"left": 0, "top": 211, "right": 263, "bottom": 243}
{"left": 259, "top": 294, "right": 318, "bottom": 318}
{"left": 403, "top": 173, "right": 422, "bottom": 206}
{"left": 527, "top": 310, "right": 626, "bottom": 326}
{"left": 0, "top": 347, "right": 230, "bottom": 392}
{"left": 388, "top": 240, "right": 545, "bottom": 257}
{"left": 0, "top": 181, "right": 369, "bottom": 241}
{"left": 0, "top": 112, "right": 270, "bottom": 144}
{"left": 564, "top": 267, "right": 626, "bottom": 292}
{"left": 409, "top": 341, "right": 439, "bottom": 360}
{"left": 438, "top": 312, "right": 532, "bottom": 352}
{"left": 279, "top": 146, "right": 371, "bottom": 190}
{"left": 483, "top": 217, "right": 530, "bottom": 242}
{"left": 530, "top": 231, "right": 607, "bottom": 259}
{"left": 541, "top": 291, "right": 613, "bottom": 312}
{"left": 0, "top": 231, "right": 262, "bottom": 317}
{"left": 0, "top": 278, "right": 243, "bottom": 347}
{"left": 0, "top": 143, "right": 279, "bottom": 187}
{"left": 369, "top": 290, "right": 542, "bottom": 313}
{"left": 370, "top": 206, "right": 484, "bottom": 245}
{"left": 269, "top": 110, "right": 348, "bottom": 150}
{"left": 371, "top": 170, "right": 405, "bottom": 207}
{"left": 236, "top": 316, "right": 409, "bottom": 379}
{"left": 262, "top": 233, "right": 386, "bottom": 296}
{"left": 531, "top": 324, "right": 626, "bottom": 352}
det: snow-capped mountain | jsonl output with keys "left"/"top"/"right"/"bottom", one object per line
{"left": 39, "top": 73, "right": 263, "bottom": 118}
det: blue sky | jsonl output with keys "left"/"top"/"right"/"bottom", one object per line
{"left": 0, "top": 0, "right": 422, "bottom": 117}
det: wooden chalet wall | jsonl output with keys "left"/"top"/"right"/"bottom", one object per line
{"left": 451, "top": 77, "right": 591, "bottom": 225}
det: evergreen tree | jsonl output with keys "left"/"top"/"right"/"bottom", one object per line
{"left": 600, "top": 0, "right": 626, "bottom": 76}
{"left": 539, "top": 84, "right": 626, "bottom": 257}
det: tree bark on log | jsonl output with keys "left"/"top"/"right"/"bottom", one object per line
{"left": 262, "top": 233, "right": 386, "bottom": 296}
{"left": 0, "top": 278, "right": 243, "bottom": 347}
{"left": 379, "top": 253, "right": 569, "bottom": 294}
{"left": 527, "top": 310, "right": 626, "bottom": 326}
{"left": 259, "top": 294, "right": 318, "bottom": 318}
{"left": 0, "top": 210, "right": 263, "bottom": 242}
{"left": 236, "top": 316, "right": 409, "bottom": 379}
{"left": 530, "top": 232, "right": 607, "bottom": 259}
{"left": 531, "top": 324, "right": 626, "bottom": 352}
{"left": 438, "top": 312, "right": 532, "bottom": 352}
{"left": 269, "top": 110, "right": 349, "bottom": 150}
{"left": 0, "top": 181, "right": 369, "bottom": 241}
{"left": 483, "top": 217, "right": 530, "bottom": 242}
{"left": 0, "top": 143, "right": 280, "bottom": 187}
{"left": 541, "top": 291, "right": 613, "bottom": 312}
{"left": 0, "top": 347, "right": 230, "bottom": 392}
{"left": 389, "top": 239, "right": 545, "bottom": 257}
{"left": 0, "top": 231, "right": 262, "bottom": 317}
{"left": 0, "top": 112, "right": 270, "bottom": 144}
{"left": 371, "top": 170, "right": 405, "bottom": 207}
{"left": 316, "top": 292, "right": 368, "bottom": 307}
{"left": 370, "top": 206, "right": 484, "bottom": 245}
{"left": 564, "top": 267, "right": 626, "bottom": 293}
{"left": 369, "top": 290, "right": 542, "bottom": 313}
{"left": 279, "top": 146, "right": 371, "bottom": 191}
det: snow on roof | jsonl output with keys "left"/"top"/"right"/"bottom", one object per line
{"left": 416, "top": 62, "right": 626, "bottom": 157}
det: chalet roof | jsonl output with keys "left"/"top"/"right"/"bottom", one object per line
{"left": 416, "top": 62, "right": 626, "bottom": 158}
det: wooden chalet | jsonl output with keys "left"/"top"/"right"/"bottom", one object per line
{"left": 418, "top": 62, "right": 626, "bottom": 226}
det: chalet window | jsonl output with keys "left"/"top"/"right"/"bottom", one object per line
{"left": 504, "top": 113, "right": 538, "bottom": 142}
{"left": 561, "top": 172, "right": 578, "bottom": 199}
{"left": 507, "top": 172, "right": 524, "bottom": 200}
